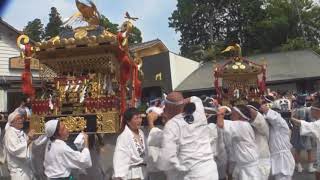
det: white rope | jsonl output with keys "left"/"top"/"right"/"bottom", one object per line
{"left": 164, "top": 97, "right": 184, "bottom": 105}
{"left": 247, "top": 105, "right": 259, "bottom": 112}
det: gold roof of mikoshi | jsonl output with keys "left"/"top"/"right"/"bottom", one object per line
{"left": 35, "top": 27, "right": 117, "bottom": 51}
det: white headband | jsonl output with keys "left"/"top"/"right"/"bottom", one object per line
{"left": 264, "top": 96, "right": 273, "bottom": 103}
{"left": 233, "top": 107, "right": 250, "bottom": 121}
{"left": 204, "top": 107, "right": 216, "bottom": 112}
{"left": 247, "top": 105, "right": 259, "bottom": 112}
{"left": 164, "top": 97, "right": 184, "bottom": 105}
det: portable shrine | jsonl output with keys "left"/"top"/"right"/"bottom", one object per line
{"left": 214, "top": 44, "right": 267, "bottom": 106}
{"left": 16, "top": 1, "right": 142, "bottom": 134}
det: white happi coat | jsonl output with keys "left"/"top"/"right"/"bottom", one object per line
{"left": 156, "top": 96, "right": 218, "bottom": 180}
{"left": 264, "top": 109, "right": 295, "bottom": 176}
{"left": 300, "top": 120, "right": 320, "bottom": 170}
{"left": 44, "top": 139, "right": 92, "bottom": 178}
{"left": 4, "top": 126, "right": 33, "bottom": 180}
{"left": 207, "top": 123, "right": 218, "bottom": 157}
{"left": 222, "top": 120, "right": 260, "bottom": 180}
{"left": 208, "top": 123, "right": 228, "bottom": 179}
{"left": 251, "top": 112, "right": 271, "bottom": 180}
{"left": 113, "top": 125, "right": 147, "bottom": 180}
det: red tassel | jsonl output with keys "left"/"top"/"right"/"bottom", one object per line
{"left": 133, "top": 65, "right": 141, "bottom": 99}
{"left": 21, "top": 58, "right": 34, "bottom": 97}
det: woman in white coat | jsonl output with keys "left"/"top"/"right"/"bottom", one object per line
{"left": 43, "top": 119, "right": 92, "bottom": 179}
{"left": 113, "top": 107, "right": 147, "bottom": 180}
{"left": 260, "top": 101, "right": 295, "bottom": 180}
{"left": 4, "top": 108, "right": 36, "bottom": 180}
{"left": 217, "top": 105, "right": 261, "bottom": 180}
{"left": 147, "top": 92, "right": 218, "bottom": 180}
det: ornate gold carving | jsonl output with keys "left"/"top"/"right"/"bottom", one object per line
{"left": 96, "top": 111, "right": 119, "bottom": 133}
{"left": 30, "top": 115, "right": 45, "bottom": 134}
{"left": 58, "top": 116, "right": 87, "bottom": 132}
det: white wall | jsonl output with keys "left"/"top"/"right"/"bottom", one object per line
{"left": 169, "top": 52, "right": 199, "bottom": 90}
{"left": 0, "top": 24, "right": 21, "bottom": 77}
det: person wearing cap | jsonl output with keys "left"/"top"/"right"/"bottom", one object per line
{"left": 291, "top": 101, "right": 320, "bottom": 180}
{"left": 291, "top": 95, "right": 316, "bottom": 173}
{"left": 217, "top": 105, "right": 260, "bottom": 180}
{"left": 147, "top": 92, "right": 218, "bottom": 180}
{"left": 4, "top": 108, "right": 36, "bottom": 180}
{"left": 260, "top": 100, "right": 295, "bottom": 180}
{"left": 247, "top": 102, "right": 271, "bottom": 180}
{"left": 113, "top": 107, "right": 147, "bottom": 180}
{"left": 43, "top": 119, "right": 92, "bottom": 179}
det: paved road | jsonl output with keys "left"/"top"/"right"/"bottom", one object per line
{"left": 292, "top": 171, "right": 315, "bottom": 180}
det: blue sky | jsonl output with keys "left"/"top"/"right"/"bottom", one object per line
{"left": 1, "top": 0, "right": 181, "bottom": 53}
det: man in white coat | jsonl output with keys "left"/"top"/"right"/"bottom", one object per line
{"left": 4, "top": 108, "right": 36, "bottom": 180}
{"left": 147, "top": 92, "right": 218, "bottom": 180}
{"left": 247, "top": 103, "right": 271, "bottom": 180}
{"left": 291, "top": 101, "right": 320, "bottom": 180}
{"left": 43, "top": 119, "right": 92, "bottom": 179}
{"left": 217, "top": 105, "right": 261, "bottom": 180}
{"left": 260, "top": 101, "right": 295, "bottom": 180}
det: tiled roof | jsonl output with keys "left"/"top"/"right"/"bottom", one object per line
{"left": 175, "top": 50, "right": 320, "bottom": 91}
{"left": 129, "top": 39, "right": 168, "bottom": 52}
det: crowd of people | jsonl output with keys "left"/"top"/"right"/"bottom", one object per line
{"left": 113, "top": 90, "right": 320, "bottom": 180}
{"left": 1, "top": 90, "right": 320, "bottom": 180}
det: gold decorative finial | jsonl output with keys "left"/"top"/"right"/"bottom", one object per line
{"left": 221, "top": 43, "right": 242, "bottom": 57}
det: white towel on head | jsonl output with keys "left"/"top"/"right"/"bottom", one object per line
{"left": 45, "top": 119, "right": 59, "bottom": 138}
{"left": 146, "top": 107, "right": 164, "bottom": 115}
{"left": 5, "top": 111, "right": 20, "bottom": 130}
{"left": 74, "top": 133, "right": 85, "bottom": 151}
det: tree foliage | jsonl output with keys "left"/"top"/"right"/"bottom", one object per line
{"left": 128, "top": 26, "right": 142, "bottom": 44}
{"left": 169, "top": 0, "right": 320, "bottom": 61}
{"left": 23, "top": 18, "right": 44, "bottom": 42}
{"left": 44, "top": 7, "right": 63, "bottom": 40}
{"left": 99, "top": 15, "right": 118, "bottom": 34}
{"left": 23, "top": 8, "right": 143, "bottom": 45}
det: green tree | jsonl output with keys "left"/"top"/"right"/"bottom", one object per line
{"left": 99, "top": 15, "right": 142, "bottom": 44}
{"left": 23, "top": 18, "right": 44, "bottom": 42}
{"left": 128, "top": 26, "right": 142, "bottom": 44}
{"left": 169, "top": 0, "right": 266, "bottom": 60}
{"left": 169, "top": 0, "right": 320, "bottom": 60}
{"left": 44, "top": 7, "right": 63, "bottom": 40}
{"left": 99, "top": 15, "right": 118, "bottom": 34}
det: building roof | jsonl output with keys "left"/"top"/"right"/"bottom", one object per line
{"left": 175, "top": 50, "right": 320, "bottom": 92}
{"left": 129, "top": 39, "right": 168, "bottom": 52}
{"left": 0, "top": 18, "right": 22, "bottom": 35}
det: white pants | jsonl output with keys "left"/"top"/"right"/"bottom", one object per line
{"left": 166, "top": 159, "right": 218, "bottom": 180}
{"left": 10, "top": 171, "right": 33, "bottom": 180}
{"left": 126, "top": 166, "right": 147, "bottom": 180}
{"left": 233, "top": 161, "right": 261, "bottom": 180}
{"left": 274, "top": 174, "right": 292, "bottom": 180}
{"left": 259, "top": 159, "right": 271, "bottom": 180}
{"left": 184, "top": 159, "right": 218, "bottom": 180}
